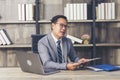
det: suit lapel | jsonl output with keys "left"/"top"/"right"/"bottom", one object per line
{"left": 47, "top": 34, "right": 68, "bottom": 63}
{"left": 47, "top": 34, "right": 58, "bottom": 62}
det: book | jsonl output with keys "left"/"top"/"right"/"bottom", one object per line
{"left": 18, "top": 4, "right": 22, "bottom": 20}
{"left": 26, "top": 4, "right": 34, "bottom": 21}
{"left": 69, "top": 4, "right": 74, "bottom": 20}
{"left": 80, "top": 3, "right": 84, "bottom": 20}
{"left": 95, "top": 6, "right": 98, "bottom": 20}
{"left": 98, "top": 3, "right": 101, "bottom": 20}
{"left": 76, "top": 3, "right": 80, "bottom": 20}
{"left": 26, "top": 4, "right": 29, "bottom": 21}
{"left": 0, "top": 38, "right": 3, "bottom": 45}
{"left": 107, "top": 3, "right": 112, "bottom": 20}
{"left": 66, "top": 35, "right": 83, "bottom": 44}
{"left": 0, "top": 32, "right": 6, "bottom": 45}
{"left": 73, "top": 3, "right": 77, "bottom": 20}
{"left": 91, "top": 64, "right": 120, "bottom": 71}
{"left": 111, "top": 2, "right": 115, "bottom": 19}
{"left": 83, "top": 3, "right": 87, "bottom": 20}
{"left": 21, "top": 4, "right": 26, "bottom": 21}
{"left": 0, "top": 29, "right": 12, "bottom": 45}
{"left": 28, "top": 4, "right": 33, "bottom": 20}
{"left": 105, "top": 3, "right": 108, "bottom": 19}
{"left": 101, "top": 3, "right": 105, "bottom": 20}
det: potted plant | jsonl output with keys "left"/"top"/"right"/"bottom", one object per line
{"left": 81, "top": 34, "right": 90, "bottom": 45}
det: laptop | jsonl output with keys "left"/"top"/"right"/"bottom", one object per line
{"left": 16, "top": 52, "right": 60, "bottom": 75}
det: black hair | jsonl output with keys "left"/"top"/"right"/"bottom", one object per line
{"left": 51, "top": 15, "right": 68, "bottom": 23}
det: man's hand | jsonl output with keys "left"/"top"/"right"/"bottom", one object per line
{"left": 66, "top": 58, "right": 90, "bottom": 70}
{"left": 66, "top": 63, "right": 79, "bottom": 70}
{"left": 78, "top": 58, "right": 90, "bottom": 65}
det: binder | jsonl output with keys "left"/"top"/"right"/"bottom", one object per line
{"left": 92, "top": 64, "right": 120, "bottom": 71}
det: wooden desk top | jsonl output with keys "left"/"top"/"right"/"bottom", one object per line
{"left": 0, "top": 67, "right": 120, "bottom": 80}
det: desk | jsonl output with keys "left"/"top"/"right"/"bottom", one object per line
{"left": 0, "top": 68, "right": 120, "bottom": 80}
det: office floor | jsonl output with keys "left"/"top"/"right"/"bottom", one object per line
{"left": 0, "top": 67, "right": 120, "bottom": 80}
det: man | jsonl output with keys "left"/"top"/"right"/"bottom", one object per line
{"left": 38, "top": 15, "right": 89, "bottom": 70}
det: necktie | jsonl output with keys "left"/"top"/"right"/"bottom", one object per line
{"left": 57, "top": 40, "right": 62, "bottom": 63}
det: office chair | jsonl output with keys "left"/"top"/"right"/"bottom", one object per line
{"left": 31, "top": 34, "right": 45, "bottom": 53}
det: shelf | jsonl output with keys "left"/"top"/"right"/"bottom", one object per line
{"left": 73, "top": 43, "right": 120, "bottom": 47}
{"left": 1, "top": 19, "right": 120, "bottom": 24}
{"left": 38, "top": 20, "right": 51, "bottom": 24}
{"left": 73, "top": 44, "right": 93, "bottom": 47}
{"left": 96, "top": 19, "right": 120, "bottom": 23}
{"left": 0, "top": 44, "right": 31, "bottom": 48}
{"left": 0, "top": 21, "right": 36, "bottom": 24}
{"left": 0, "top": 20, "right": 92, "bottom": 24}
{"left": 1, "top": 43, "right": 119, "bottom": 48}
{"left": 38, "top": 20, "right": 93, "bottom": 24}
{"left": 96, "top": 43, "right": 120, "bottom": 47}
{"left": 38, "top": 19, "right": 120, "bottom": 23}
{"left": 68, "top": 20, "right": 93, "bottom": 23}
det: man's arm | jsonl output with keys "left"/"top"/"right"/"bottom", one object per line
{"left": 67, "top": 38, "right": 80, "bottom": 62}
{"left": 66, "top": 63, "right": 80, "bottom": 70}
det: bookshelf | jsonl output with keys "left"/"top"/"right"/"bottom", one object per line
{"left": 93, "top": 0, "right": 120, "bottom": 65}
{"left": 0, "top": 0, "right": 36, "bottom": 67}
{"left": 0, "top": 0, "right": 120, "bottom": 67}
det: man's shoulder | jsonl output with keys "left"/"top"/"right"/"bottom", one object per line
{"left": 39, "top": 34, "right": 48, "bottom": 41}
{"left": 38, "top": 33, "right": 51, "bottom": 43}
{"left": 62, "top": 36, "right": 73, "bottom": 45}
{"left": 62, "top": 36, "right": 71, "bottom": 42}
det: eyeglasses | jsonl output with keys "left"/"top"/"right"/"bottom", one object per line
{"left": 55, "top": 23, "right": 69, "bottom": 28}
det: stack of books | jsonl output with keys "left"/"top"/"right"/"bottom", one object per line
{"left": 96, "top": 2, "right": 115, "bottom": 20}
{"left": 64, "top": 3, "right": 88, "bottom": 20}
{"left": 0, "top": 29, "right": 12, "bottom": 45}
{"left": 18, "top": 4, "right": 35, "bottom": 21}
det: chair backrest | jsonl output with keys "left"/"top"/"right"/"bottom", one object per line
{"left": 31, "top": 34, "right": 45, "bottom": 53}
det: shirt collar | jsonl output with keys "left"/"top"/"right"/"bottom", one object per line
{"left": 51, "top": 33, "right": 62, "bottom": 44}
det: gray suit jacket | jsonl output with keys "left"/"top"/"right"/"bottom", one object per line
{"left": 38, "top": 33, "right": 79, "bottom": 70}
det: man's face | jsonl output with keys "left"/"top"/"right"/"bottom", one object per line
{"left": 52, "top": 18, "right": 67, "bottom": 39}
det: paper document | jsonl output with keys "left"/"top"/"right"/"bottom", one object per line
{"left": 88, "top": 57, "right": 101, "bottom": 62}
